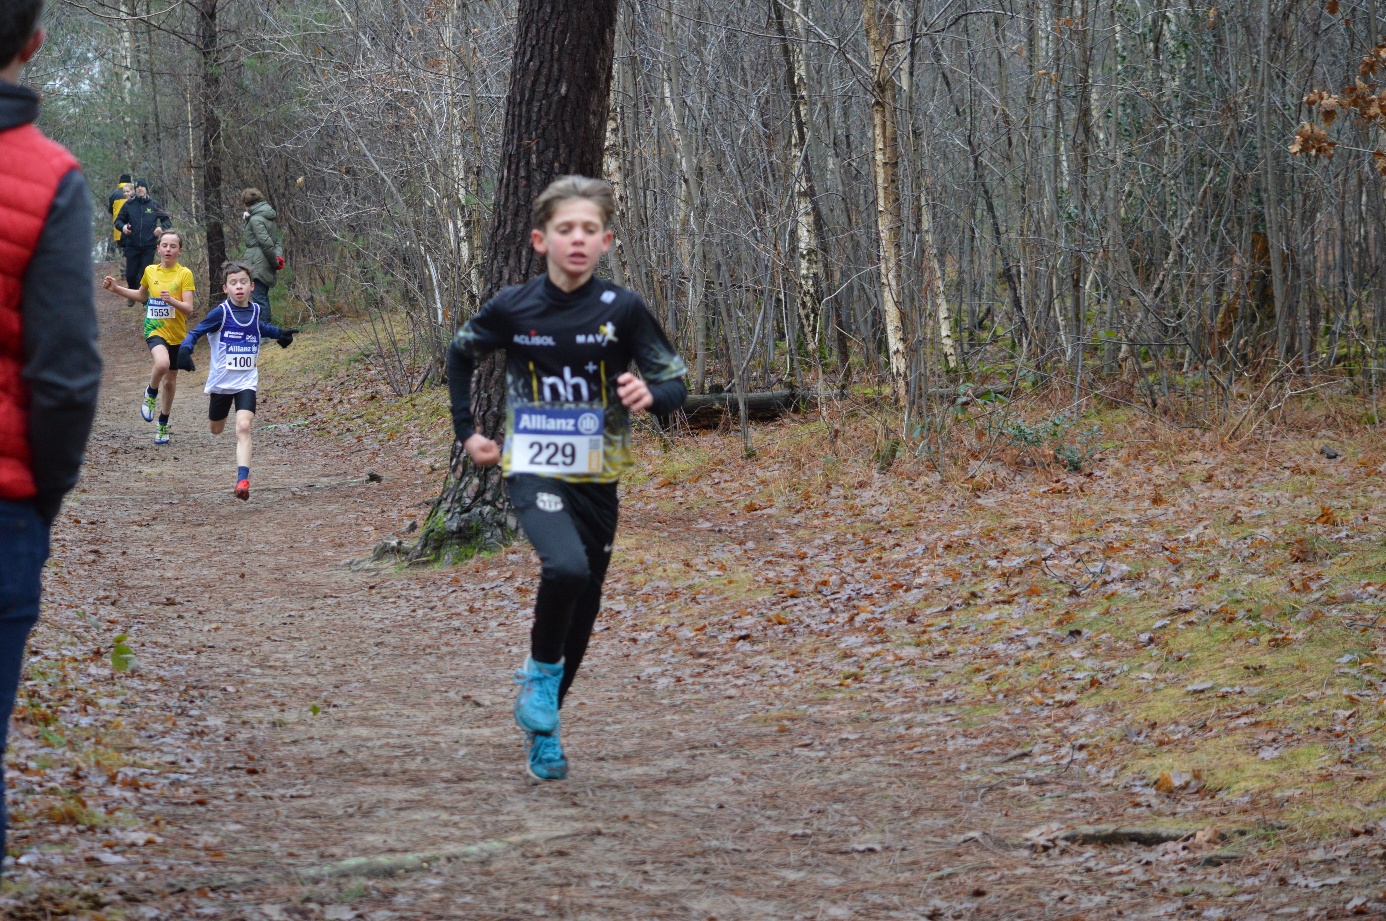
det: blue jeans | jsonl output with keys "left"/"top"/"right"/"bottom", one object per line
{"left": 0, "top": 500, "right": 50, "bottom": 867}
{"left": 251, "top": 279, "right": 274, "bottom": 324}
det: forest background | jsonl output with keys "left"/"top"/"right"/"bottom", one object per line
{"left": 9, "top": 4, "right": 1386, "bottom": 915}
{"left": 38, "top": 0, "right": 1386, "bottom": 436}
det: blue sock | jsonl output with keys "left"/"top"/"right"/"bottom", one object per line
{"left": 146, "top": 386, "right": 158, "bottom": 397}
{"left": 158, "top": 414, "right": 169, "bottom": 425}
{"left": 237, "top": 466, "right": 249, "bottom": 482}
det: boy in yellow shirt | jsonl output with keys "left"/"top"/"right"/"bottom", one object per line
{"left": 102, "top": 231, "right": 195, "bottom": 444}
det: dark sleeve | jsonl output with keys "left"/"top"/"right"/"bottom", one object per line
{"left": 154, "top": 200, "right": 170, "bottom": 228}
{"left": 182, "top": 306, "right": 224, "bottom": 349}
{"left": 447, "top": 344, "right": 479, "bottom": 443}
{"left": 446, "top": 293, "right": 512, "bottom": 443}
{"left": 626, "top": 295, "right": 688, "bottom": 416}
{"left": 114, "top": 199, "right": 128, "bottom": 230}
{"left": 23, "top": 170, "right": 101, "bottom": 522}
{"left": 257, "top": 318, "right": 286, "bottom": 340}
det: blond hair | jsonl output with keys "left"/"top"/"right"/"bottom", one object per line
{"left": 531, "top": 176, "right": 615, "bottom": 230}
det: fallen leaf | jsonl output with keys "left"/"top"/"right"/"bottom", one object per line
{"left": 1194, "top": 827, "right": 1224, "bottom": 846}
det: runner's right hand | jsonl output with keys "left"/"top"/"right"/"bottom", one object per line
{"left": 463, "top": 434, "right": 501, "bottom": 467}
{"left": 176, "top": 346, "right": 196, "bottom": 372}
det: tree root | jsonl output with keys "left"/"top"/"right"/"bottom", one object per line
{"left": 1057, "top": 826, "right": 1194, "bottom": 846}
{"left": 296, "top": 825, "right": 599, "bottom": 881}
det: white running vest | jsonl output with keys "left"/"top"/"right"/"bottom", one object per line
{"left": 204, "top": 302, "right": 262, "bottom": 394}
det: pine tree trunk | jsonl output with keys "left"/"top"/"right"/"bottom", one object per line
{"left": 414, "top": 0, "right": 620, "bottom": 564}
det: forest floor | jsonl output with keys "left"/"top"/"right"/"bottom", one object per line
{"left": 3, "top": 275, "right": 1386, "bottom": 920}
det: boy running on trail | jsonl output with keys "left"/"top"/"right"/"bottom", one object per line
{"left": 448, "top": 176, "right": 688, "bottom": 782}
{"left": 176, "top": 261, "right": 296, "bottom": 501}
{"left": 102, "top": 230, "right": 195, "bottom": 445}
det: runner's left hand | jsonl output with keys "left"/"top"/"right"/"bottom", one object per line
{"left": 616, "top": 372, "right": 652, "bottom": 412}
{"left": 277, "top": 328, "right": 299, "bottom": 348}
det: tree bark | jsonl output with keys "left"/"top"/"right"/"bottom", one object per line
{"left": 662, "top": 0, "right": 709, "bottom": 393}
{"left": 772, "top": 0, "right": 826, "bottom": 355}
{"left": 863, "top": 0, "right": 909, "bottom": 405}
{"left": 197, "top": 0, "right": 226, "bottom": 286}
{"left": 415, "top": 0, "right": 620, "bottom": 563}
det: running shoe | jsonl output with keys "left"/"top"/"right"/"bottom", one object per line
{"left": 154, "top": 423, "right": 170, "bottom": 445}
{"left": 513, "top": 656, "right": 563, "bottom": 735}
{"left": 234, "top": 479, "right": 250, "bottom": 501}
{"left": 524, "top": 730, "right": 568, "bottom": 781}
{"left": 140, "top": 392, "right": 156, "bottom": 422}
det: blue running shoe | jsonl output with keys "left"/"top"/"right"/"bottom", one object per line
{"left": 525, "top": 730, "right": 568, "bottom": 781}
{"left": 154, "top": 422, "right": 171, "bottom": 445}
{"left": 513, "top": 656, "right": 563, "bottom": 734}
{"left": 140, "top": 392, "right": 156, "bottom": 423}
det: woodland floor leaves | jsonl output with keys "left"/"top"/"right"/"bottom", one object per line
{"left": 5, "top": 287, "right": 1386, "bottom": 918}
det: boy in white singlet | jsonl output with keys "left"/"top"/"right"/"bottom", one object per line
{"left": 176, "top": 262, "right": 297, "bottom": 500}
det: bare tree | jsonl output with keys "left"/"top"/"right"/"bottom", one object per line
{"left": 414, "top": 0, "right": 621, "bottom": 561}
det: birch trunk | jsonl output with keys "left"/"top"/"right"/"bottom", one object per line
{"left": 772, "top": 0, "right": 825, "bottom": 353}
{"left": 919, "top": 188, "right": 957, "bottom": 370}
{"left": 863, "top": 0, "right": 909, "bottom": 404}
{"left": 1258, "top": 0, "right": 1291, "bottom": 360}
{"left": 661, "top": 0, "right": 708, "bottom": 391}
{"left": 603, "top": 33, "right": 630, "bottom": 288}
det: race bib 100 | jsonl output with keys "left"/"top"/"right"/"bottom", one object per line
{"left": 223, "top": 345, "right": 258, "bottom": 371}
{"left": 146, "top": 299, "right": 173, "bottom": 320}
{"left": 510, "top": 407, "right": 604, "bottom": 476}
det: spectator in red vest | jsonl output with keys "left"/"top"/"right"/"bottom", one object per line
{"left": 0, "top": 0, "right": 102, "bottom": 872}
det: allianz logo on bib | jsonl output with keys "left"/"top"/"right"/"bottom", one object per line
{"left": 516, "top": 409, "right": 603, "bottom": 434}
{"left": 514, "top": 330, "right": 556, "bottom": 346}
{"left": 518, "top": 412, "right": 578, "bottom": 432}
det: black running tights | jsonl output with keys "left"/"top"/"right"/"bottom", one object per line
{"left": 506, "top": 475, "right": 618, "bottom": 705}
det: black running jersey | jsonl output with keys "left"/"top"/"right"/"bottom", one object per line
{"left": 448, "top": 275, "right": 688, "bottom": 483}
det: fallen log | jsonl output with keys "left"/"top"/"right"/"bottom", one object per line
{"left": 676, "top": 389, "right": 812, "bottom": 424}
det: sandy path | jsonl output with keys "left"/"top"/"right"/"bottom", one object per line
{"left": 7, "top": 280, "right": 1369, "bottom": 920}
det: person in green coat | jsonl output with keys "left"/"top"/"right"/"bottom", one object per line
{"left": 239, "top": 187, "right": 283, "bottom": 322}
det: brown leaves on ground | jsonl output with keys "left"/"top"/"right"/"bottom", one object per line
{"left": 11, "top": 285, "right": 1386, "bottom": 917}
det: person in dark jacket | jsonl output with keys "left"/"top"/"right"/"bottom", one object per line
{"left": 0, "top": 0, "right": 103, "bottom": 871}
{"left": 239, "top": 188, "right": 283, "bottom": 322}
{"left": 114, "top": 178, "right": 169, "bottom": 288}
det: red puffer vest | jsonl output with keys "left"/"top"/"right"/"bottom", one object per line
{"left": 0, "top": 123, "right": 79, "bottom": 501}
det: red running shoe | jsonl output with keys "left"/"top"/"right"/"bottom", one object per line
{"left": 234, "top": 479, "right": 250, "bottom": 501}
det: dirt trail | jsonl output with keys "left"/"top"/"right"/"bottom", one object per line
{"left": 3, "top": 282, "right": 1374, "bottom": 920}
